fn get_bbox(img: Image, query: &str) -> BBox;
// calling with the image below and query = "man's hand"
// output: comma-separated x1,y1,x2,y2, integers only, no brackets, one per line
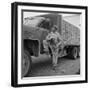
57,41,64,49
57,42,61,47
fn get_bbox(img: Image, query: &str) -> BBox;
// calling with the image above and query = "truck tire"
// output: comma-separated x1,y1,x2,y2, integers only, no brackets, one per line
71,47,78,59
22,49,32,78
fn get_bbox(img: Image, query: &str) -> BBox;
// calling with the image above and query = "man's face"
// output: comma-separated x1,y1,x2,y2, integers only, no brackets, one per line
52,27,56,33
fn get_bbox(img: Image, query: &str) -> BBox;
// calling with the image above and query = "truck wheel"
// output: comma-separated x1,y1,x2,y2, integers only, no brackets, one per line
71,47,78,59
22,49,32,78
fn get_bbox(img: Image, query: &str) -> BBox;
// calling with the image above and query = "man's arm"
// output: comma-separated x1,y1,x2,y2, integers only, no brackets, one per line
56,32,64,48
46,33,51,40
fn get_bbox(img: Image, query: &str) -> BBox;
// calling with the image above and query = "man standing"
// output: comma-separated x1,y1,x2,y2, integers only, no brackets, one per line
43,25,63,70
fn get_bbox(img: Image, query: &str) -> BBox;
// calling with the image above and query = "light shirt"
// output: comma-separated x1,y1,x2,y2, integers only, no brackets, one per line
46,31,62,44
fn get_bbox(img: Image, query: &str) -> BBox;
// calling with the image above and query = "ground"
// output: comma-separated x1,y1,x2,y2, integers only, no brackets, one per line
26,54,80,77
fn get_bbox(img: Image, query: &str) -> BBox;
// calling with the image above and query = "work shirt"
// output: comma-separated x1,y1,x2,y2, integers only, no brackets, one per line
46,31,62,46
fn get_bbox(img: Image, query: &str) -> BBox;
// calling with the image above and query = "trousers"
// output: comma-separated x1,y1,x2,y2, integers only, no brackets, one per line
50,46,59,67
43,40,59,67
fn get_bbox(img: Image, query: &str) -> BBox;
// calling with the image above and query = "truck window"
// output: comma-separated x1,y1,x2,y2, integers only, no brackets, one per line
39,19,51,30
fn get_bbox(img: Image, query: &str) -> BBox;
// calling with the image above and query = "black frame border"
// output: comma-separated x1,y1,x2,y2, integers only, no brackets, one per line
11,2,88,87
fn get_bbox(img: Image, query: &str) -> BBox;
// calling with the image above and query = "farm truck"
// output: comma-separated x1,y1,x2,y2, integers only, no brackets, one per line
22,14,80,77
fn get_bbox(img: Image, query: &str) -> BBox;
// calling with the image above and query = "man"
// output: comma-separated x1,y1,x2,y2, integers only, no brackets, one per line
43,25,63,70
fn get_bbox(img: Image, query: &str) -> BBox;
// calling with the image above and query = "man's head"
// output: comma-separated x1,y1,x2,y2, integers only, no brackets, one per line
51,25,58,32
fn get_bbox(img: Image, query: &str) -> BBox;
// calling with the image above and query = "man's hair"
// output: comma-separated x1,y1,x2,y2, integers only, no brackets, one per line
53,25,58,30
51,25,58,32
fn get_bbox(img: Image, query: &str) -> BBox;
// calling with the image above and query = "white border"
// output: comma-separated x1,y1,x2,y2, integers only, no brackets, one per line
18,5,86,84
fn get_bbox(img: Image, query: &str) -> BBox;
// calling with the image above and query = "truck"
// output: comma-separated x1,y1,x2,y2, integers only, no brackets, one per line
22,14,80,77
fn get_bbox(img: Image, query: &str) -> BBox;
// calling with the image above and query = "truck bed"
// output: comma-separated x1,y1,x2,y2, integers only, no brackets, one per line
39,14,80,46
61,20,80,46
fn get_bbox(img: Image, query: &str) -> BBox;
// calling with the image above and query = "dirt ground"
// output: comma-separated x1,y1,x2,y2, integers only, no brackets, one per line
26,54,80,77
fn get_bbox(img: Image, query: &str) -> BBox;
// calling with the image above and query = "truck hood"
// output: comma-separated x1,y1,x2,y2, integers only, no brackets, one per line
23,17,45,27
23,25,48,41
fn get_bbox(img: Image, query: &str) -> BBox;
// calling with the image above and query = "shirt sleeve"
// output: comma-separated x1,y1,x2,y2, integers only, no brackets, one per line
55,32,62,41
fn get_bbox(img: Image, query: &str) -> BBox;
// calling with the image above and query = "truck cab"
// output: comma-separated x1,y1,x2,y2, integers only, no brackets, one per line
22,16,52,77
